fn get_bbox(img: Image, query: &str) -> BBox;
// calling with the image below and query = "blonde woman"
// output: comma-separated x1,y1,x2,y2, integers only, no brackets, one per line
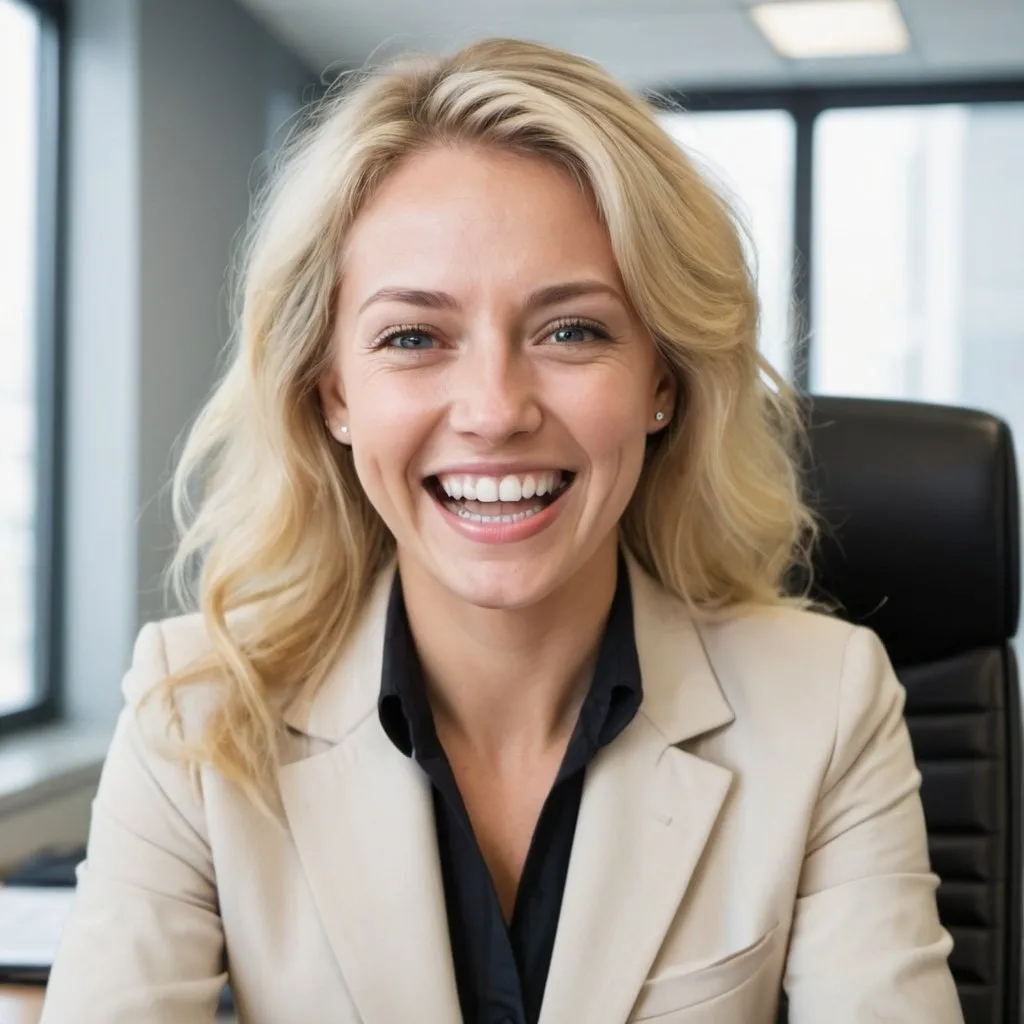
42,38,962,1024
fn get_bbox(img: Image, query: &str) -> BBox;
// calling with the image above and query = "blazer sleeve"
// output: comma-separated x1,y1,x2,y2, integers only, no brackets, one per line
783,625,964,1022
41,622,225,1024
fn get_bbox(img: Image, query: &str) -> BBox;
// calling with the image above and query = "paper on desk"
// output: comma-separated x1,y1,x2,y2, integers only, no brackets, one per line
0,887,75,969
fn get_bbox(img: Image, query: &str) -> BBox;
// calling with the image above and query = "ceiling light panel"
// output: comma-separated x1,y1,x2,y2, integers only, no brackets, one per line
750,0,911,59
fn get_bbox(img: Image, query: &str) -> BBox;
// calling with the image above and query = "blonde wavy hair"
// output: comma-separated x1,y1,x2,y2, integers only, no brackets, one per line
160,37,817,810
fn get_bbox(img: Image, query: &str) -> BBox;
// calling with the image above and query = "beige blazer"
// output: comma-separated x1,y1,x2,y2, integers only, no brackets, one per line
41,555,963,1024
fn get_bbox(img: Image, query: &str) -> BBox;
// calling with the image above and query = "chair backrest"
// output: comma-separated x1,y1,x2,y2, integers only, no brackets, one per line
803,395,1021,1024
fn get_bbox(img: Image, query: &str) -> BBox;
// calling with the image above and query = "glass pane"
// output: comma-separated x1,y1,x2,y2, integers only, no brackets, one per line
812,103,1024,635
0,0,41,715
658,109,797,381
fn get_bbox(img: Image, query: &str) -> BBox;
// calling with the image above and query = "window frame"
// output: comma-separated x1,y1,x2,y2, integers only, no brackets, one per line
649,77,1024,392
0,0,66,736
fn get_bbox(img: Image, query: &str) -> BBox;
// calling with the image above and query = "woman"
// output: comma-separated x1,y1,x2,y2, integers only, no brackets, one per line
42,37,962,1024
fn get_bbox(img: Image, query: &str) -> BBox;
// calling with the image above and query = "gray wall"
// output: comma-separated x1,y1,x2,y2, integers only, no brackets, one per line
64,0,314,726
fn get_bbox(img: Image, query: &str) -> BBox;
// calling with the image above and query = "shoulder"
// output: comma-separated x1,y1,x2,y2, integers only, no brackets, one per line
121,613,225,744
698,603,858,677
124,613,212,678
628,557,898,742
695,605,900,742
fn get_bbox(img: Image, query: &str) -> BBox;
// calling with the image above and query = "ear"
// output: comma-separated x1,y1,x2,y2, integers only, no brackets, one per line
318,365,350,443
648,357,678,434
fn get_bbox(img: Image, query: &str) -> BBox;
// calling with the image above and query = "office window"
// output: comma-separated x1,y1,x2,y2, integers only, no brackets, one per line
0,0,49,720
659,109,797,381
812,103,1024,437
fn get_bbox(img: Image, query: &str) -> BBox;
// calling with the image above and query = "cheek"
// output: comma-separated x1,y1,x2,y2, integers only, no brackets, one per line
557,374,650,472
343,372,439,508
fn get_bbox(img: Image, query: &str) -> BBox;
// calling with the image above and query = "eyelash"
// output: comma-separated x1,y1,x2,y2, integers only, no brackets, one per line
371,323,435,351
371,317,612,352
547,317,613,345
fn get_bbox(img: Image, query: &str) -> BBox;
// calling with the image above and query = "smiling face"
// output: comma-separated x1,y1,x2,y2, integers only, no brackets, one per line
320,145,675,611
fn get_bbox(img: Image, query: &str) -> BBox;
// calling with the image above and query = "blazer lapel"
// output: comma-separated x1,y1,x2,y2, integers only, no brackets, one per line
538,554,736,1024
277,553,735,1024
278,566,462,1024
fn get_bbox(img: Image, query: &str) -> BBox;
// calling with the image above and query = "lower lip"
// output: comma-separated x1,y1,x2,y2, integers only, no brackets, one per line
429,485,571,545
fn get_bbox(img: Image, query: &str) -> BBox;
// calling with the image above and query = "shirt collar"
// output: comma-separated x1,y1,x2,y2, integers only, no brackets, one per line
377,553,643,767
378,574,439,760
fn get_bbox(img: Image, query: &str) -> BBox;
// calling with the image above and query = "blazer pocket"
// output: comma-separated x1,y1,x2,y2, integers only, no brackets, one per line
630,923,780,1021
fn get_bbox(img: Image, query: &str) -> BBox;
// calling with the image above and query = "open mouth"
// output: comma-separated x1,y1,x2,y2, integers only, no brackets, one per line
425,470,576,524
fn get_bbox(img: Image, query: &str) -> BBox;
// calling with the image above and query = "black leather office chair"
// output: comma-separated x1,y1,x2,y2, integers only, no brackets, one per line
797,395,1022,1024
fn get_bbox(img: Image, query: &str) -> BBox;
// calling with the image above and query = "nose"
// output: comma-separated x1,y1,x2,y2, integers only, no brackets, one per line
446,334,542,446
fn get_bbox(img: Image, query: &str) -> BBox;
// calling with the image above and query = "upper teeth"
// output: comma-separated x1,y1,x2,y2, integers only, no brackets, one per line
438,471,566,503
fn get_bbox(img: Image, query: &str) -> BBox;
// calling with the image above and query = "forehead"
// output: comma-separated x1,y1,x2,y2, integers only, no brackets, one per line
339,146,624,298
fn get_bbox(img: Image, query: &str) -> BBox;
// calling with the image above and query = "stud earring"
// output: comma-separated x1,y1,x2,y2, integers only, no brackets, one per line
655,411,665,422
322,416,348,439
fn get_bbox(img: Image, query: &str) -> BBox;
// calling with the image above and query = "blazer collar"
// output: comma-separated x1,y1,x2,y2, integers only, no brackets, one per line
280,548,735,748
280,564,393,742
625,549,735,744
277,549,737,1024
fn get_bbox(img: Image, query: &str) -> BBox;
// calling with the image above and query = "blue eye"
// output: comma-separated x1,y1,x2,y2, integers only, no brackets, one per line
549,320,608,345
552,325,589,344
381,330,434,350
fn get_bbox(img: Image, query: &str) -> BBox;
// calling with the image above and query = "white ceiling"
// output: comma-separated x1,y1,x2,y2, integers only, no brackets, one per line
236,0,1024,91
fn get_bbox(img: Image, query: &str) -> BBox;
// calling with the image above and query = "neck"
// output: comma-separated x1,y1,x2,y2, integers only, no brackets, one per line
397,539,620,763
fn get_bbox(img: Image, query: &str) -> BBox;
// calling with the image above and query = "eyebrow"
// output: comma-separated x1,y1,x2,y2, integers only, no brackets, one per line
357,279,626,316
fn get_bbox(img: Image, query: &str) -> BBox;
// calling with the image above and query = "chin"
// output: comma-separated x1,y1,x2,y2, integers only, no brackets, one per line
433,556,565,612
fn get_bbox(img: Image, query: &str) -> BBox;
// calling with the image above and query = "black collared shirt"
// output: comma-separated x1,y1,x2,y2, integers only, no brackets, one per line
378,558,643,1024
